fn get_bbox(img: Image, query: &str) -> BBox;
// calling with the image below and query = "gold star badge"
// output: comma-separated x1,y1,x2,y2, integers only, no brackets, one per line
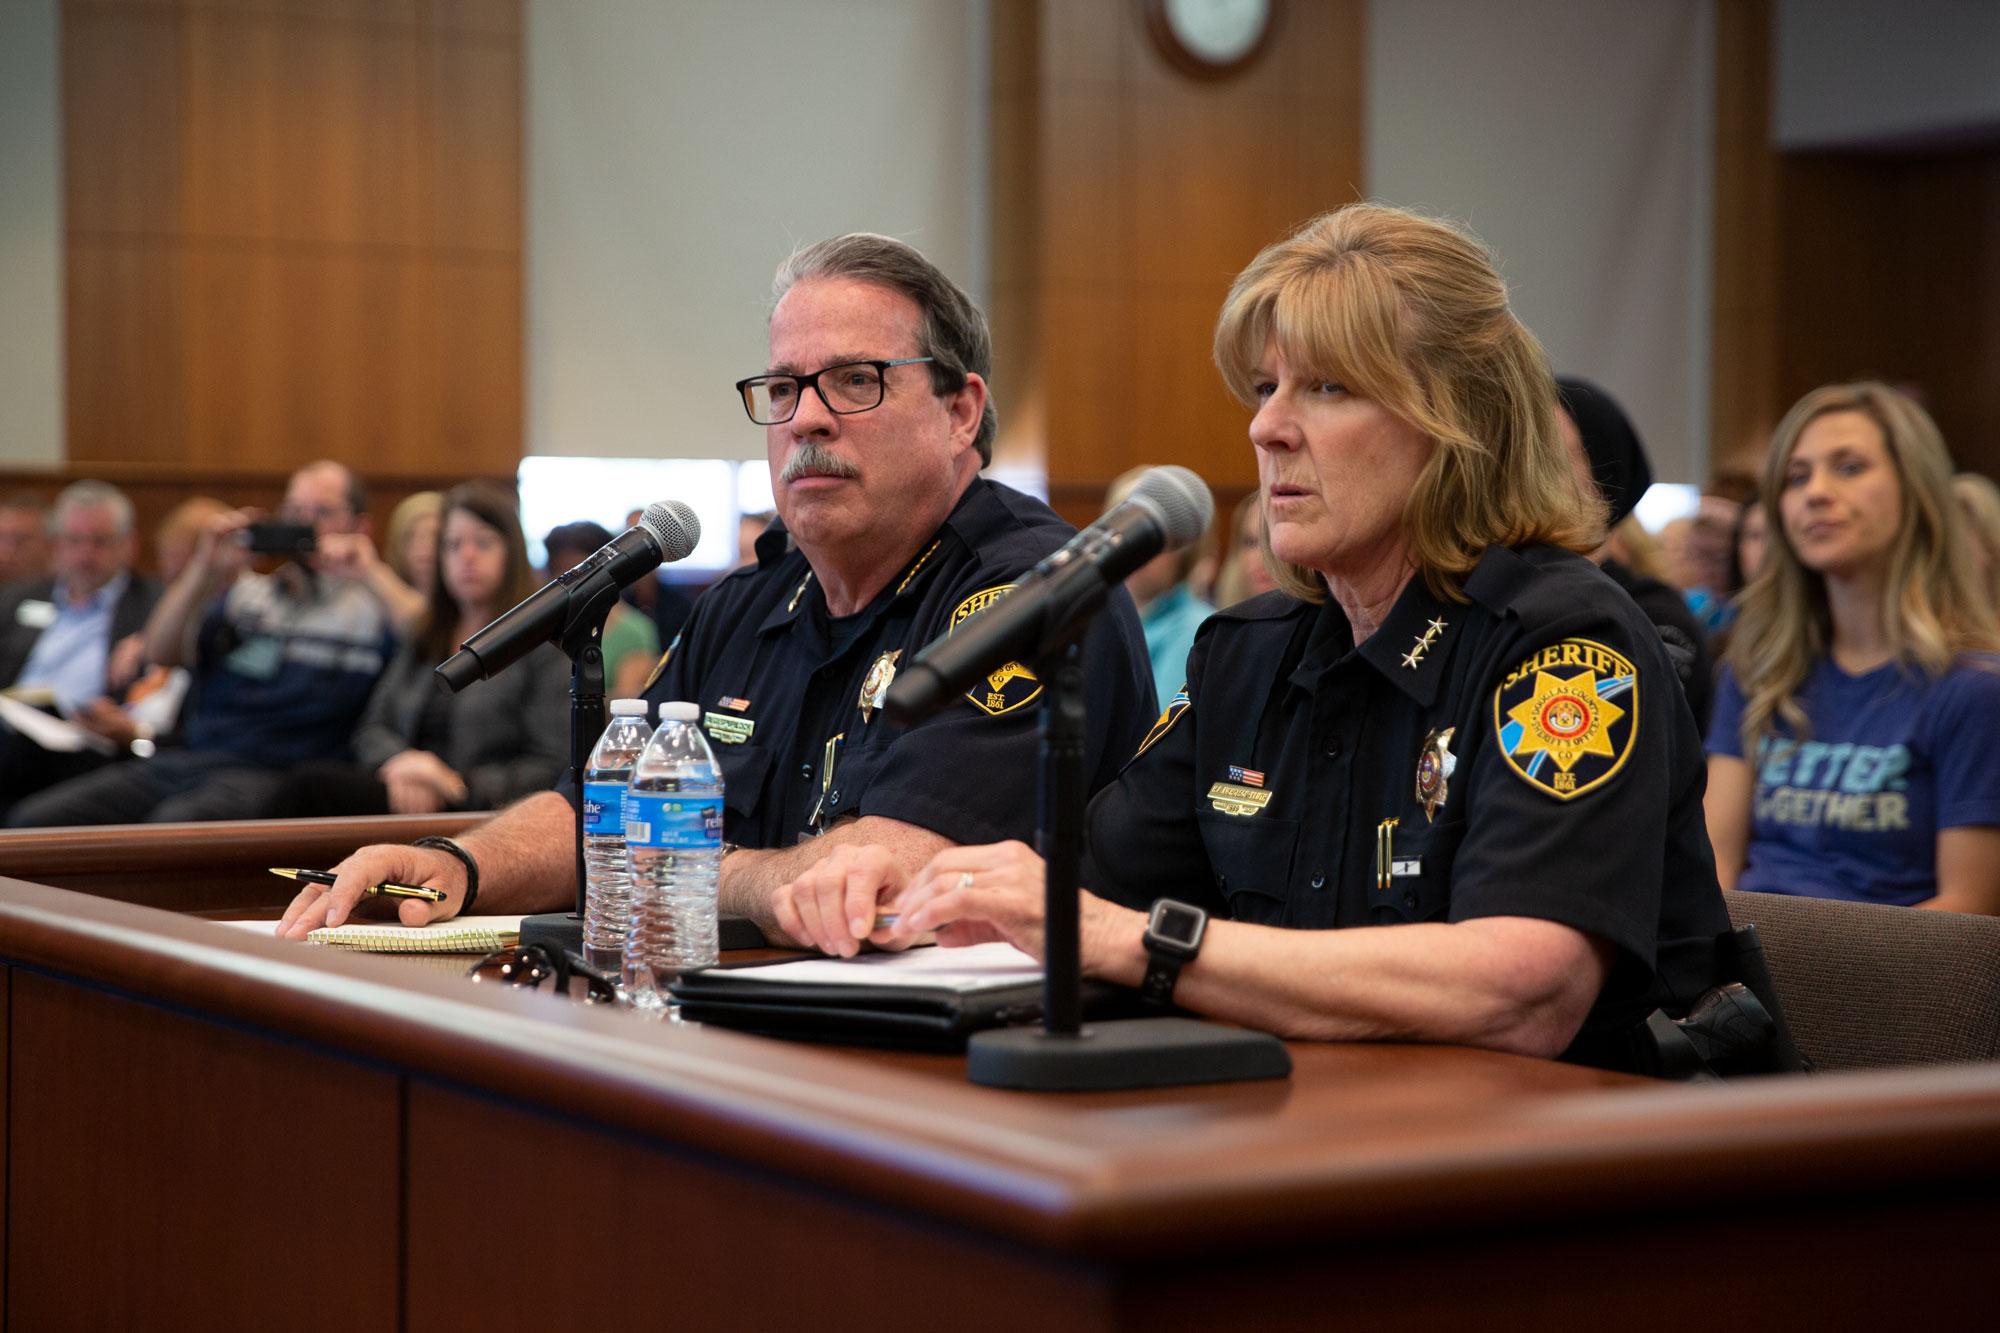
1492,638,1639,800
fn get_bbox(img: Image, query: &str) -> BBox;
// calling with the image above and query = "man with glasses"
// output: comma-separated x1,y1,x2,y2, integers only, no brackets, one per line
281,235,1154,957
0,481,161,818
10,461,398,826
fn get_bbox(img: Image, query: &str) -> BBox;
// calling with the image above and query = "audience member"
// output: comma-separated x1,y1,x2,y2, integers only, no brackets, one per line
8,461,397,827
1952,472,2000,609
267,480,566,817
1210,492,1279,608
620,506,696,648
1705,383,2000,912
1556,376,1714,729
1666,495,1743,634
1106,464,1212,709
0,481,162,817
64,495,233,760
545,520,660,698
0,492,50,584
315,491,433,637
737,509,775,569
385,490,443,599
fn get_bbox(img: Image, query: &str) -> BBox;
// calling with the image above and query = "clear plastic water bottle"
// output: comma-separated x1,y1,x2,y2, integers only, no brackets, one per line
623,700,723,1013
581,698,654,977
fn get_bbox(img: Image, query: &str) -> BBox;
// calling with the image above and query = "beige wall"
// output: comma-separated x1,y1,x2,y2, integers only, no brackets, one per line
0,0,62,467
526,0,988,462
1368,0,1717,484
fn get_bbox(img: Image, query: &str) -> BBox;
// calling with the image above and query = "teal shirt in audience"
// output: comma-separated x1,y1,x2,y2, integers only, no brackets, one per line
1139,583,1213,712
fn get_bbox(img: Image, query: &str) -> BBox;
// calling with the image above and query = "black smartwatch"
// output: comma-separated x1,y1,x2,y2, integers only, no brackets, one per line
1140,898,1208,1006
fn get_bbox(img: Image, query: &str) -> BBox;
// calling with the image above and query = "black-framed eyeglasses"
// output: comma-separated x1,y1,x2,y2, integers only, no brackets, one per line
467,944,619,1005
734,357,935,425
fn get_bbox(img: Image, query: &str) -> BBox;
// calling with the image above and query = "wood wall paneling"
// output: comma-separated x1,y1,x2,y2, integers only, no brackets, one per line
62,0,524,485
991,0,1364,526
6,970,401,1330
1711,0,2000,484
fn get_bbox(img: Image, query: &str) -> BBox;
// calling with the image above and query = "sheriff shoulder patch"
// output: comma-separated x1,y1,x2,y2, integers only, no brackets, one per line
1491,637,1638,800
950,585,1041,716
1135,684,1191,758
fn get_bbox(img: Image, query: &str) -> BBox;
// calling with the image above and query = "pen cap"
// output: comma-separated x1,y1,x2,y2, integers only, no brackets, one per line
657,700,699,723
609,698,650,717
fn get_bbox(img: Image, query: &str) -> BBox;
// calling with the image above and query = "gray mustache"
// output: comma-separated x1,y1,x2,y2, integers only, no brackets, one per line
779,441,861,484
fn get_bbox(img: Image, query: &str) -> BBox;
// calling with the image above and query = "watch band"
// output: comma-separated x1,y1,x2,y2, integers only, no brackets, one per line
411,835,479,915
1140,950,1186,1007
1140,899,1207,1007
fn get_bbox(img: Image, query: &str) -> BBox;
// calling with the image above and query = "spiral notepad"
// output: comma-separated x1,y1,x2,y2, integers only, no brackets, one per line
305,915,524,953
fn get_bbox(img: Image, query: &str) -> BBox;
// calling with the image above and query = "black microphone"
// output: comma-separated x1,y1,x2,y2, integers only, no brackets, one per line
885,466,1213,724
435,500,701,692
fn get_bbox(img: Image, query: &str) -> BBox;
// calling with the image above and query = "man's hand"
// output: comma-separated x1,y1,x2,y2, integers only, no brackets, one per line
314,530,382,582
199,508,255,580
771,843,920,958
104,633,146,693
72,697,140,748
276,843,467,939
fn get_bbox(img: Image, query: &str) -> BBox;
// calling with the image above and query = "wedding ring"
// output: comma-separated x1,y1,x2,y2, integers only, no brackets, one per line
956,871,975,892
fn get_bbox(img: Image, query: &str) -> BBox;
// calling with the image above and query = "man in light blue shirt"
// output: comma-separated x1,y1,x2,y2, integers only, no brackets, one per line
0,481,162,817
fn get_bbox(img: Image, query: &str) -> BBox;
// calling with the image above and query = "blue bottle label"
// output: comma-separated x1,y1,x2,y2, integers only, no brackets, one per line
626,793,724,850
582,782,625,837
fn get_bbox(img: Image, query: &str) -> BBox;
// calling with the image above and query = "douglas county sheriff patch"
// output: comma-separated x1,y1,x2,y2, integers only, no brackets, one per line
950,585,1041,716
1492,638,1638,800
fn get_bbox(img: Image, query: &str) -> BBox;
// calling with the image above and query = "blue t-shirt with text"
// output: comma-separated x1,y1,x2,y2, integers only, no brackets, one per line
1707,655,2000,905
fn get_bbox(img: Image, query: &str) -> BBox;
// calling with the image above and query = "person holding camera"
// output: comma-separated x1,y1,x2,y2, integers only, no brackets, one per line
7,461,398,827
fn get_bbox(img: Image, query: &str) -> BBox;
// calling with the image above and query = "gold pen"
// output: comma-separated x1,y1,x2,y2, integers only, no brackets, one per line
268,867,448,903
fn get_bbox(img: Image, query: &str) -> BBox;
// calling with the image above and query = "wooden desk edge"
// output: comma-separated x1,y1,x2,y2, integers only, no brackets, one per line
4,876,1998,1259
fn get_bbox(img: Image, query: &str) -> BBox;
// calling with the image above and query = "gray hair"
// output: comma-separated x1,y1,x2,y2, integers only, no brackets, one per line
772,233,997,465
51,480,135,537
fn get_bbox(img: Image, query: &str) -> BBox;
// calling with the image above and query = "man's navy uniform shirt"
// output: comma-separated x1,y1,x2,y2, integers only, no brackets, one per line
1086,544,1730,1064
633,477,1156,850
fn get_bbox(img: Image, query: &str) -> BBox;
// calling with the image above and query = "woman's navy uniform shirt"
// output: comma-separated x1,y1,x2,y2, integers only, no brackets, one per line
1087,544,1730,1057
636,477,1156,850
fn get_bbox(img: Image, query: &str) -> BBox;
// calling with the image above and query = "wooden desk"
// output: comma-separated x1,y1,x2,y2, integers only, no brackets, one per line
2,873,1998,1330
0,814,482,915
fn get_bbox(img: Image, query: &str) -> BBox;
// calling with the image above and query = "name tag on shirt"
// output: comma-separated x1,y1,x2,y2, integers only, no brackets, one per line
223,634,284,680
15,600,55,630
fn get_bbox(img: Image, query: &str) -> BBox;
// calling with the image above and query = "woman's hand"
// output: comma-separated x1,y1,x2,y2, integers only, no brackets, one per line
377,749,469,813
888,840,1048,955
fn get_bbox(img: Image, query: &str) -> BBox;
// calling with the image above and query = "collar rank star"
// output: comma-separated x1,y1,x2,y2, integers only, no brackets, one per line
1415,727,1455,821
703,700,756,746
1400,617,1447,670
857,650,901,724
1493,637,1638,800
1208,764,1271,816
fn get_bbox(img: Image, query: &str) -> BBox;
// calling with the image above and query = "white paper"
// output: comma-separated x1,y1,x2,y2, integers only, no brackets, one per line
721,941,1043,992
0,693,114,754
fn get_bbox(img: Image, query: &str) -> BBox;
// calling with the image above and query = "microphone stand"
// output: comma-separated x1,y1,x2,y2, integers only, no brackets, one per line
963,635,1291,1091
517,581,623,960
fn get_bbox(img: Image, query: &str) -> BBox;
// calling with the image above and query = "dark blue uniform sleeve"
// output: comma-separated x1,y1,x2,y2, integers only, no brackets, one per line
1080,625,1225,915
1446,614,1696,985
856,598,1154,848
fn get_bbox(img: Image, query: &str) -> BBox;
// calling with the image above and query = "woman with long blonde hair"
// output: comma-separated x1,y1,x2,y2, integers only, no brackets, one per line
1704,382,2000,912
